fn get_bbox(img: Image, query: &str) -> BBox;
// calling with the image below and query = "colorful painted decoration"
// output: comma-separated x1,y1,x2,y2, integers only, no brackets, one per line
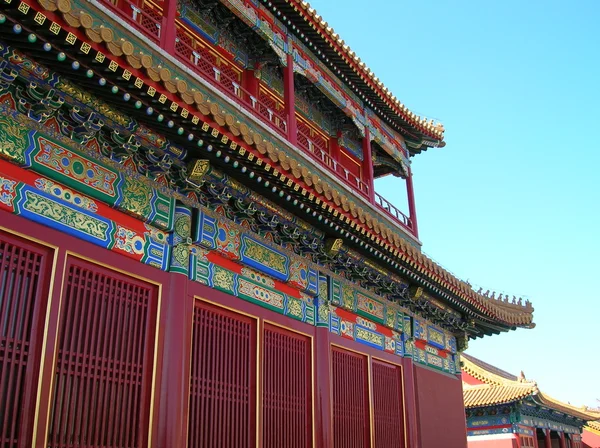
195,209,318,294
0,159,170,269
0,111,175,231
191,246,316,324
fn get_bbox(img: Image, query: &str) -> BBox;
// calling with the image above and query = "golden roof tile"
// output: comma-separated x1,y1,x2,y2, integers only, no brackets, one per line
462,355,600,421
585,421,600,435
464,383,538,408
291,0,445,141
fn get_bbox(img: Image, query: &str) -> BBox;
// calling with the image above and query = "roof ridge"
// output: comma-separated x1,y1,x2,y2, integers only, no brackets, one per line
461,354,537,386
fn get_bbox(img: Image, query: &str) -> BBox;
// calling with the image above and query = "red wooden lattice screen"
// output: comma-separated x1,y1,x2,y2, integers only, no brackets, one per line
262,324,311,448
372,360,404,448
0,233,50,448
332,347,370,448
47,259,157,448
188,301,256,448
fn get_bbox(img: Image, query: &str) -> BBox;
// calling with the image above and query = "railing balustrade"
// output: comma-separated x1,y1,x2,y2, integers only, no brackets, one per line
374,192,412,230
102,0,416,236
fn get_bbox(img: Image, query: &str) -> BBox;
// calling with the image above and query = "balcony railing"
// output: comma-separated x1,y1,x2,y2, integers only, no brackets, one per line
374,193,412,230
102,0,417,237
174,25,288,137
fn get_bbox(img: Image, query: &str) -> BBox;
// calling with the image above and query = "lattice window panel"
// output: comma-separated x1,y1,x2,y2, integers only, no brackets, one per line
188,301,256,448
0,233,51,448
332,347,370,448
263,324,311,448
47,259,157,448
372,360,404,448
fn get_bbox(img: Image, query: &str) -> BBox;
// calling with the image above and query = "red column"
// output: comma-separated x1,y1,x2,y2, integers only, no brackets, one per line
559,432,566,448
405,167,419,238
283,53,298,145
546,429,552,448
329,131,341,175
361,127,375,201
314,328,333,448
155,274,193,447
160,0,178,53
242,64,260,106
403,358,420,448
533,430,540,448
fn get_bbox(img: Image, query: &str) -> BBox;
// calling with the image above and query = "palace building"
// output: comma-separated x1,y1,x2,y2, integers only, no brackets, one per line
462,354,600,448
0,0,536,446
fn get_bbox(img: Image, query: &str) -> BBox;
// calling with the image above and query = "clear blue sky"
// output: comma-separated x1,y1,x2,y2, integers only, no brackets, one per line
308,0,600,407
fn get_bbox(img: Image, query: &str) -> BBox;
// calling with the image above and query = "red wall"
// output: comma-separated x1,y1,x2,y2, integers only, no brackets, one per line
583,428,600,448
0,210,469,448
416,365,468,448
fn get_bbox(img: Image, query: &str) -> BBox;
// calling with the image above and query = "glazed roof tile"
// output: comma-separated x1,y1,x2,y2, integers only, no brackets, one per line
288,0,445,142
397,248,535,330
464,383,537,408
462,355,600,421
586,421,600,435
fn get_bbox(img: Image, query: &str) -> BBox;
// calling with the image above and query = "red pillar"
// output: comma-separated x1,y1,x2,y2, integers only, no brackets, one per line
533,430,540,448
159,0,178,53
242,64,260,106
559,432,566,448
329,131,341,175
403,358,420,448
546,429,553,448
361,128,375,201
314,328,333,448
155,273,193,448
283,53,298,145
405,167,419,238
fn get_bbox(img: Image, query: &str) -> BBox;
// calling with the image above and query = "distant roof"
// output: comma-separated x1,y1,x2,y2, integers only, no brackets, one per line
462,353,520,383
266,0,445,147
462,354,600,421
586,421,600,435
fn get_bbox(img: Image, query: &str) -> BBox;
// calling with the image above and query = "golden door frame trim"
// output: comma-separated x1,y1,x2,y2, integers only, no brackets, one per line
0,224,60,448
39,250,163,448
190,295,262,448
367,354,375,448
263,318,317,448
371,355,409,448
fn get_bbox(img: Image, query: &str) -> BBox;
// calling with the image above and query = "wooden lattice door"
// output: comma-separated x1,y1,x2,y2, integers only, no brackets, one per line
0,231,53,448
46,258,158,448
